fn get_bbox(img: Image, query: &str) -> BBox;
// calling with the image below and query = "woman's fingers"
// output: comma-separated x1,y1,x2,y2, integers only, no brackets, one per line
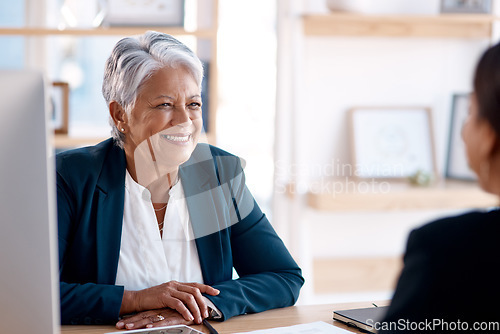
116,311,156,329
161,291,198,323
185,282,221,296
116,309,190,330
170,288,204,323
118,281,221,329
176,283,217,319
173,282,220,321
156,282,219,323
132,281,221,323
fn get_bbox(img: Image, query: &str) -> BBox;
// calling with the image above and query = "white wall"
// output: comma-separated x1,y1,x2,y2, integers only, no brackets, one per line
299,37,488,184
216,0,277,214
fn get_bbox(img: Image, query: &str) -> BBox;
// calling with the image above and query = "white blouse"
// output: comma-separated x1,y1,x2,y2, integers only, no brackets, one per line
115,170,204,290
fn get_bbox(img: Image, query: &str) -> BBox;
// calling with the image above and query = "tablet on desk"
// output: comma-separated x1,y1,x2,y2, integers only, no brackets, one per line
105,325,203,334
333,306,389,333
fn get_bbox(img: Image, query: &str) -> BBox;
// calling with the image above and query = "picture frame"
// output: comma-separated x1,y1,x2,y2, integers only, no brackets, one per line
445,93,477,181
201,60,210,133
104,0,185,26
440,0,492,14
50,82,69,135
349,107,437,179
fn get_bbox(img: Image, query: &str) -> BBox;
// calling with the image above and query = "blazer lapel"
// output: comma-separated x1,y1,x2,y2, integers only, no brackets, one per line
180,144,230,285
95,142,127,284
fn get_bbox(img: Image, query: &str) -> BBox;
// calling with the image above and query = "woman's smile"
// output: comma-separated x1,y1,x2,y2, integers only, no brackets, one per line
160,132,192,145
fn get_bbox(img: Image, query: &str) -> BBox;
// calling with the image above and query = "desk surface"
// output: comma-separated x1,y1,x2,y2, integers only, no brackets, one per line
61,301,389,334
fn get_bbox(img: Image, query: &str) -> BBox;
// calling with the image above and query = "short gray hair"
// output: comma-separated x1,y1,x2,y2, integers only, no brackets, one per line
102,31,204,148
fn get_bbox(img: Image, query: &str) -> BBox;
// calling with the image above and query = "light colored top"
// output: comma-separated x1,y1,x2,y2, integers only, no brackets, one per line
115,170,204,289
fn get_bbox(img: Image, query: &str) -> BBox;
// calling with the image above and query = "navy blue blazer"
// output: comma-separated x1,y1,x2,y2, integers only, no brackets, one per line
56,138,303,325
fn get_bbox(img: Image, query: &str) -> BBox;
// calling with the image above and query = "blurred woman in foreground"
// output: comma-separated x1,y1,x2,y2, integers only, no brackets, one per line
379,42,500,333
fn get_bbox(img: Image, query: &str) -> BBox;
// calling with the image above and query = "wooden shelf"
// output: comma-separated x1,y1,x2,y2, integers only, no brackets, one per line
307,179,498,212
53,135,106,149
303,13,496,38
0,27,216,38
2,0,220,145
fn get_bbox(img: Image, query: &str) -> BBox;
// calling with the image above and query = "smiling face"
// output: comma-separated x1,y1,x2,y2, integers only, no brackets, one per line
118,65,203,184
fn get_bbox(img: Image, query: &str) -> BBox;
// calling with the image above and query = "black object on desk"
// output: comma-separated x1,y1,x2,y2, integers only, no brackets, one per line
333,306,389,333
203,319,219,334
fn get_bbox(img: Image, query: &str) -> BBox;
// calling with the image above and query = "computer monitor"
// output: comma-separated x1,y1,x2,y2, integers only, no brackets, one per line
0,70,60,334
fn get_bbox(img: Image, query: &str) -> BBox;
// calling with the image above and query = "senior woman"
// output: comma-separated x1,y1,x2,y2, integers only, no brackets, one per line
56,31,303,329
378,42,500,333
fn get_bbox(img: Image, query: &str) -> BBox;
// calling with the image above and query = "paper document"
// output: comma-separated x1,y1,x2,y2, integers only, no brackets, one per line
234,321,351,333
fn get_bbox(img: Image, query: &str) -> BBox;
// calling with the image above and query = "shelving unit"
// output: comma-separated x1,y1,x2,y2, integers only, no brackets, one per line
0,27,215,37
303,13,497,38
0,0,219,149
307,179,498,212
276,3,500,304
53,134,106,148
299,13,498,211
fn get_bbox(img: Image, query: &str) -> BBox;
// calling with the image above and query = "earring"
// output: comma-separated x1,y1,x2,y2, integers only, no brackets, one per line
121,128,125,132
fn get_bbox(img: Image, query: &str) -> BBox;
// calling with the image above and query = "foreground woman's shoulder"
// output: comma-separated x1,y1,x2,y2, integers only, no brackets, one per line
410,209,499,250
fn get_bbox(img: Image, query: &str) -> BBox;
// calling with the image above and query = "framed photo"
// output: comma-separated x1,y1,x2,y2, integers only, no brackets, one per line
440,0,492,14
349,107,437,179
105,0,185,26
50,82,69,135
445,94,477,181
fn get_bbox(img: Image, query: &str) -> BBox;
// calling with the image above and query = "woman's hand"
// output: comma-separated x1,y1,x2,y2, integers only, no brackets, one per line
120,281,220,324
116,308,192,330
